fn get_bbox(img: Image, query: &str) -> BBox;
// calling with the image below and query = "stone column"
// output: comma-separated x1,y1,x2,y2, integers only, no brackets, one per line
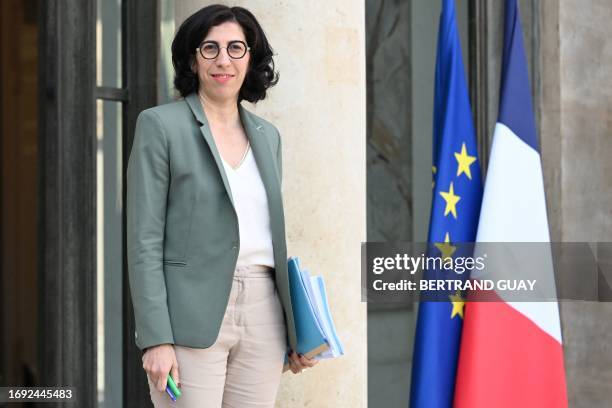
176,2,367,407
539,0,612,406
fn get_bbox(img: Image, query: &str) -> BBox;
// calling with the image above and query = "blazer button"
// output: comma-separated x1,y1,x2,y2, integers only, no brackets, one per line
232,246,238,250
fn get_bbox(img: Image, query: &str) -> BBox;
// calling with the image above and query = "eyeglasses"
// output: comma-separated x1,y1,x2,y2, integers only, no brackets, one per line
196,40,250,60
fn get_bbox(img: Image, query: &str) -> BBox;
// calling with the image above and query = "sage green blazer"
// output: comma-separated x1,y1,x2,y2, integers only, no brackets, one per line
127,92,297,352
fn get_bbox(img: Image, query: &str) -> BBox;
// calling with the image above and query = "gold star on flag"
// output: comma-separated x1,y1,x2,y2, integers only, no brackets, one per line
449,291,465,319
434,232,456,260
439,182,460,219
454,143,477,179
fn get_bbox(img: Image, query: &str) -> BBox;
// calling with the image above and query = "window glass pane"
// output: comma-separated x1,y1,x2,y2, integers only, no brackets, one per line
159,0,176,102
95,1,123,404
96,99,123,408
96,0,122,88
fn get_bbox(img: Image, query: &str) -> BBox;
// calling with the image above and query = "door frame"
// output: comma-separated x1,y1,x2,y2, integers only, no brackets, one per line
39,1,97,406
38,0,159,406
121,1,160,407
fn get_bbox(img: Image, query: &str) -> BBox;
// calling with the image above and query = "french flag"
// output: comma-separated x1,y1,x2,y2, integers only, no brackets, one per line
453,0,568,407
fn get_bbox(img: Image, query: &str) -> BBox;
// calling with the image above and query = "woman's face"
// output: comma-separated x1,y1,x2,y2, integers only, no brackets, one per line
194,21,251,103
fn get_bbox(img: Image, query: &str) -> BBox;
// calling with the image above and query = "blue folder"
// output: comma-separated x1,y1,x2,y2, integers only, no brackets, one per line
284,257,344,371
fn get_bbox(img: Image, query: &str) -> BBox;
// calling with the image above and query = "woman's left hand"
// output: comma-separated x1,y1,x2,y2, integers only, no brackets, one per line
288,351,318,374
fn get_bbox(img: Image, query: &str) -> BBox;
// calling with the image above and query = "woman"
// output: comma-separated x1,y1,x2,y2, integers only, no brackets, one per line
126,5,316,407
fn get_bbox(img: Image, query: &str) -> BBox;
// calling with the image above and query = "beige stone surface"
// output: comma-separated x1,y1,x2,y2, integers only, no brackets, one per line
558,2,612,407
176,2,367,407
559,0,612,242
538,1,612,406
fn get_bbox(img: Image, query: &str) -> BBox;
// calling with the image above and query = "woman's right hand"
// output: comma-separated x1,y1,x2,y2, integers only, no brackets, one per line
142,343,180,392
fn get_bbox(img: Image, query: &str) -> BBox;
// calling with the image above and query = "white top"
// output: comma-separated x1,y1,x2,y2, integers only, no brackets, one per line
221,145,275,268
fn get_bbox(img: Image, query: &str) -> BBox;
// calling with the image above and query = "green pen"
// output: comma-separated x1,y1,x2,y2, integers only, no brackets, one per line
167,374,182,399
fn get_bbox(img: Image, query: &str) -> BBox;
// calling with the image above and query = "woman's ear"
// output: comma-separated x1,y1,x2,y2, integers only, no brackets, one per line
190,56,197,75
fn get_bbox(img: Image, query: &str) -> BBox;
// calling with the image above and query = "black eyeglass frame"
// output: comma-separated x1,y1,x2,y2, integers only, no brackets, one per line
196,40,251,60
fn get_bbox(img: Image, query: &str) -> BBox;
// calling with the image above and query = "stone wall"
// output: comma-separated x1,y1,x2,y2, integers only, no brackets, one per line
543,1,612,406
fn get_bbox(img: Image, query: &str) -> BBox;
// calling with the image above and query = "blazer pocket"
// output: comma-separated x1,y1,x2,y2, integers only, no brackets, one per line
163,260,187,267
164,195,196,263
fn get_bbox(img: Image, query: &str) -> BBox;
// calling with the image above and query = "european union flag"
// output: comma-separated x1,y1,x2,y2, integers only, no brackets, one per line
409,1,483,407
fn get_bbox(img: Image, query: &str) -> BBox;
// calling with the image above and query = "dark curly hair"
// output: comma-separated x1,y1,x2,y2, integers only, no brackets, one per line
171,4,279,103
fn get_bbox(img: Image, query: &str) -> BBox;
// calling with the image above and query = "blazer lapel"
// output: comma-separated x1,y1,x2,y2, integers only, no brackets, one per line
184,93,285,248
185,92,235,205
238,104,286,247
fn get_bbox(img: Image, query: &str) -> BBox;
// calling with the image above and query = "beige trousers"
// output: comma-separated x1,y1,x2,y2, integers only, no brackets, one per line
148,265,287,408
